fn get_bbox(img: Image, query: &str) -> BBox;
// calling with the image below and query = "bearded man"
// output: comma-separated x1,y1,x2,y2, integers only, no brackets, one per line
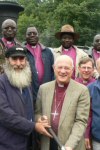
0,46,51,150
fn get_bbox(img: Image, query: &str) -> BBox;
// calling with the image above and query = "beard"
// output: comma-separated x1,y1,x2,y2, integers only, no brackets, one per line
4,61,32,89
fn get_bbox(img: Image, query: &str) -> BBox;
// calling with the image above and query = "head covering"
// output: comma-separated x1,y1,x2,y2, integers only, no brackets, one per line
55,24,80,40
5,46,27,58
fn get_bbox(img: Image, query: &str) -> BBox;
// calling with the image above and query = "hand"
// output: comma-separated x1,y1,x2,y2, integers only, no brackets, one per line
38,115,49,124
85,138,91,149
35,122,52,138
66,147,72,150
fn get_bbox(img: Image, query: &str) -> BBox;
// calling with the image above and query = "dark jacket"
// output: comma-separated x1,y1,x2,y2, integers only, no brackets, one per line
0,74,35,150
88,78,100,142
26,44,54,102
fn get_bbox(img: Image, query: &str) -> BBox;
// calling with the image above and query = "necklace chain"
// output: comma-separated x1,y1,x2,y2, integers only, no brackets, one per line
51,89,66,120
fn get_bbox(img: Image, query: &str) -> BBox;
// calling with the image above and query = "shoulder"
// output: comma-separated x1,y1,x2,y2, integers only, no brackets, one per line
39,80,55,90
70,79,88,92
74,46,88,56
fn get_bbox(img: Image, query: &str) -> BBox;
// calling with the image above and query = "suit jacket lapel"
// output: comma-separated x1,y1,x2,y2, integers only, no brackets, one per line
45,81,56,121
59,79,74,127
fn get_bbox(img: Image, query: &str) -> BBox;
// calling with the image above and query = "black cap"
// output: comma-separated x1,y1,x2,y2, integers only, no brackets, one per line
5,46,27,58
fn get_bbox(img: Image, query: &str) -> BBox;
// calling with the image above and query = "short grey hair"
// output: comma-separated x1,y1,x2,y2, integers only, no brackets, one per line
54,55,74,68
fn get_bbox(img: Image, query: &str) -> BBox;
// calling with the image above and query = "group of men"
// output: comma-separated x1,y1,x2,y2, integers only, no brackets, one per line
0,18,100,150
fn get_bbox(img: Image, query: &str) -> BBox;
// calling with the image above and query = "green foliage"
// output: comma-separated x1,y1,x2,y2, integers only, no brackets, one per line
17,0,100,47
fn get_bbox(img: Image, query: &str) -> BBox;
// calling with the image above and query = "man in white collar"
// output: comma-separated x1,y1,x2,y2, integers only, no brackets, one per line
0,19,21,73
25,26,54,102
52,24,88,79
35,55,90,150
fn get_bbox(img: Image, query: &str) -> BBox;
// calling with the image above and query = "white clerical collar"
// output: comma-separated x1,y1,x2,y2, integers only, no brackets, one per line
58,83,64,87
64,48,69,51
83,80,88,84
97,51,100,53
32,45,36,49
7,41,12,44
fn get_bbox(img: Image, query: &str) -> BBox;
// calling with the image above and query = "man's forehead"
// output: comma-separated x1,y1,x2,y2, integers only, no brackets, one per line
2,21,16,28
94,35,100,41
56,60,72,67
26,27,38,33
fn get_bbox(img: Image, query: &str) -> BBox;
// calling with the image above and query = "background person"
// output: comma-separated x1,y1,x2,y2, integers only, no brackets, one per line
25,26,54,102
52,24,88,79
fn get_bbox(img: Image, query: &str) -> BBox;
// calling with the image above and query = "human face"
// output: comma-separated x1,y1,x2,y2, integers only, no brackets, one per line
54,59,73,85
26,27,39,46
8,56,27,72
79,61,94,80
93,35,100,51
61,34,74,49
2,20,17,41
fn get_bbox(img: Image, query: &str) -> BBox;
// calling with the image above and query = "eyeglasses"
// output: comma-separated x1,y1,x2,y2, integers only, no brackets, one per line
80,66,93,70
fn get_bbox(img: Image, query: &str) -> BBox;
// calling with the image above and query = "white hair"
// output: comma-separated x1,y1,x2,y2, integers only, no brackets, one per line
54,55,74,68
2,19,17,29
4,60,32,89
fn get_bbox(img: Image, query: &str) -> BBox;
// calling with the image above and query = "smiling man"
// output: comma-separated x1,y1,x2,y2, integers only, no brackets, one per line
76,57,95,86
25,26,54,102
35,55,90,150
52,24,88,79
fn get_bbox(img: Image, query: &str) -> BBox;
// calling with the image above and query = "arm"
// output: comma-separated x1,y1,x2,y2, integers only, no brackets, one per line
65,88,90,149
0,80,34,136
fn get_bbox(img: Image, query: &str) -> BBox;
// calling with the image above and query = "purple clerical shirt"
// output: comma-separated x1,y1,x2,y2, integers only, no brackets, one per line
26,43,44,84
62,46,76,79
93,48,100,63
51,83,69,134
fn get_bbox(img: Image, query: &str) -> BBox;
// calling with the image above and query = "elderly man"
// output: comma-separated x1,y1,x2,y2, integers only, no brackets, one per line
25,26,54,102
87,58,100,150
35,55,90,150
52,24,88,79
0,46,51,150
0,19,21,73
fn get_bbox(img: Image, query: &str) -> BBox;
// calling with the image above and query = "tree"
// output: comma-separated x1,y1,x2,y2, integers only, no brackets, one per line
18,0,100,47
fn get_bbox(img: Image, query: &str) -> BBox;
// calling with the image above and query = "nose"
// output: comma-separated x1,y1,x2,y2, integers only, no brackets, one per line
8,27,12,31
16,59,21,66
30,33,35,37
61,68,66,73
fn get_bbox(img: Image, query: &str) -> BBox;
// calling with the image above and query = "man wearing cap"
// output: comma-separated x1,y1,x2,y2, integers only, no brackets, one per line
0,46,51,150
52,24,88,79
0,19,21,73
24,26,54,102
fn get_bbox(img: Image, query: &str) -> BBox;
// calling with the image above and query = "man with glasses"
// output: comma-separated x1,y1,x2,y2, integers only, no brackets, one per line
76,57,95,86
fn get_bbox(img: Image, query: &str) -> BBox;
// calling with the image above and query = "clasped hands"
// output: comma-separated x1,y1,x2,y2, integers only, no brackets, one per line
35,115,52,137
35,116,72,150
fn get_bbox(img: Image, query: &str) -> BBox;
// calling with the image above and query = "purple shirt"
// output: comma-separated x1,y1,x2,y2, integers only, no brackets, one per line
2,38,15,49
75,77,95,86
93,48,100,63
26,43,44,84
51,83,68,134
62,46,76,79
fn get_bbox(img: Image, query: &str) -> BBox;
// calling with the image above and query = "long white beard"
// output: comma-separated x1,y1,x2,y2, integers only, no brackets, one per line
4,61,32,89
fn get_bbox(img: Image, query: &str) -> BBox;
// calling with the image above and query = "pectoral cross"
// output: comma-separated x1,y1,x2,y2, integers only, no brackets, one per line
51,110,59,120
